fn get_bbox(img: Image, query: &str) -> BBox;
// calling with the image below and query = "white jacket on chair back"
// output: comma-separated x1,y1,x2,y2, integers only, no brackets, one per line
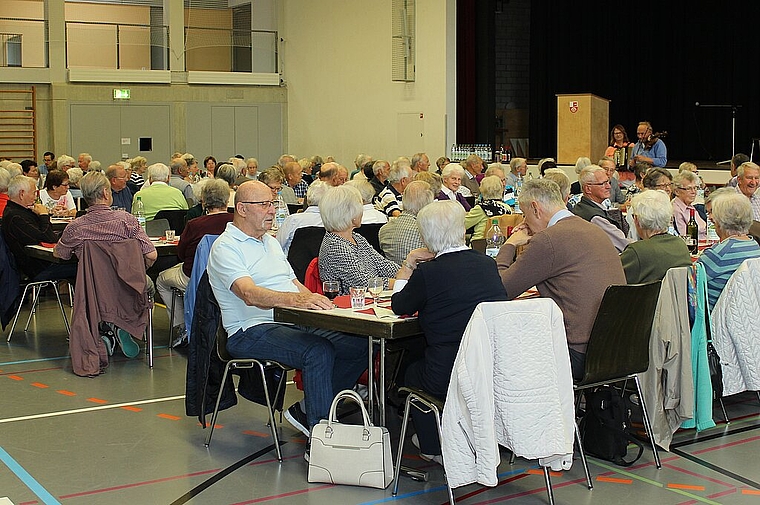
441,298,575,489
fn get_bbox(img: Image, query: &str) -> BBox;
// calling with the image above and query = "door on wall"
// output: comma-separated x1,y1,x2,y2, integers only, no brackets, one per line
70,103,171,165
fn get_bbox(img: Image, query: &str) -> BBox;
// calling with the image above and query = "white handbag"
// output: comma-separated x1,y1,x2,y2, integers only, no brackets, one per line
307,389,394,489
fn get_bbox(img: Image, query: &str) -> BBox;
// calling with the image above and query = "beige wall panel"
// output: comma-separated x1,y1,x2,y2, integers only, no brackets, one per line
282,0,450,164
184,9,232,72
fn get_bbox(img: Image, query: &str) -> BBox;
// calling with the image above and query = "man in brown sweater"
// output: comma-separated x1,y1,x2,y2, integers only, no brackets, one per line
496,178,626,380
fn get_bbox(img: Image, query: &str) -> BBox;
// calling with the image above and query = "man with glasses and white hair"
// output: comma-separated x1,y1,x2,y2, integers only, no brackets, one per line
207,180,368,454
734,161,760,221
496,178,625,380
571,165,630,252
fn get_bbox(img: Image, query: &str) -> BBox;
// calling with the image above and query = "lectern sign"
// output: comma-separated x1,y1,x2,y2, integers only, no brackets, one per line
569,101,578,113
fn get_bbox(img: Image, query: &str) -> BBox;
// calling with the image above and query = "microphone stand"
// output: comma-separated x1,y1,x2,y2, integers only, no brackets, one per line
695,102,742,158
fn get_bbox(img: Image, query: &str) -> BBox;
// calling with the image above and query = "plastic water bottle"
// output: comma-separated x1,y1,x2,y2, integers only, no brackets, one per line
274,191,289,230
485,219,505,258
133,196,146,233
707,216,719,242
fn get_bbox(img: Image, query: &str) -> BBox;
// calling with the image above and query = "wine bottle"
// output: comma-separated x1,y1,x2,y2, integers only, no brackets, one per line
686,208,699,254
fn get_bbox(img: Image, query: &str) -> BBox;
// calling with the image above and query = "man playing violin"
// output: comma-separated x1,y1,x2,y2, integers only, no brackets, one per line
630,121,667,168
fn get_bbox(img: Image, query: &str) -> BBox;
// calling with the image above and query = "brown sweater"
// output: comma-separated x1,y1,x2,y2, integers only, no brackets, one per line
496,215,625,352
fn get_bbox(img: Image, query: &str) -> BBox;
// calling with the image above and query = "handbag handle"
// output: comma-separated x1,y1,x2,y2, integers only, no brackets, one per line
327,389,372,429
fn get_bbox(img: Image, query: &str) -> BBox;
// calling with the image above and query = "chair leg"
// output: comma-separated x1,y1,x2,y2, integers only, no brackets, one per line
146,303,153,368
169,289,176,337
51,282,70,334
509,451,516,465
7,283,33,341
205,364,233,447
718,396,730,423
392,394,413,496
256,362,283,462
633,375,661,468
24,284,43,331
432,403,455,505
543,466,555,505
574,420,593,490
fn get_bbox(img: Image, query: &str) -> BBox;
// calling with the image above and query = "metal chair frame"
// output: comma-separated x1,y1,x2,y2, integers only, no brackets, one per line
7,279,70,342
204,326,291,462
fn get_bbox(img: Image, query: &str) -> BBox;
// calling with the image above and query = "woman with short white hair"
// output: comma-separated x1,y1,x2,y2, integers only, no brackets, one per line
464,175,512,240
620,190,691,284
392,200,507,463
698,189,760,311
317,185,401,295
437,163,471,211
672,170,706,241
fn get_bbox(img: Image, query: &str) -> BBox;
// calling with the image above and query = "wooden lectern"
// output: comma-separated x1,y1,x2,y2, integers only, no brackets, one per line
556,93,609,165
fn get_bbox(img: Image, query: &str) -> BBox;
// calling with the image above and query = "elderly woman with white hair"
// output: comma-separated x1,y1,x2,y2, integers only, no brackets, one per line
277,180,330,254
344,179,387,224
318,185,407,295
464,175,512,240
620,190,691,284
437,163,471,211
392,200,507,463
697,189,760,311
672,170,706,241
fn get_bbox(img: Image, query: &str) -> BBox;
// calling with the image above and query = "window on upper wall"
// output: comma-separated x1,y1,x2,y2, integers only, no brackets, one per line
392,0,415,82
0,0,47,68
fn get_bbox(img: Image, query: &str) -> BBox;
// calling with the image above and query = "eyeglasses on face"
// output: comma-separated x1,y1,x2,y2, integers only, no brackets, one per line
586,180,611,186
677,186,697,192
239,200,275,208
654,182,672,189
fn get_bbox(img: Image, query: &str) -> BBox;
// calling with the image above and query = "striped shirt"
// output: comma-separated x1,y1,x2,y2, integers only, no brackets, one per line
697,237,760,312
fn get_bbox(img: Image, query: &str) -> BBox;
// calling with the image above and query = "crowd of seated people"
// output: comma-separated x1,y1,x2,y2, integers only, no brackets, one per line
6,143,760,470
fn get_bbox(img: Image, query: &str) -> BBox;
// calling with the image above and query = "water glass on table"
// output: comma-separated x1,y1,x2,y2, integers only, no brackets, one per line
349,286,367,310
165,229,176,242
323,280,339,302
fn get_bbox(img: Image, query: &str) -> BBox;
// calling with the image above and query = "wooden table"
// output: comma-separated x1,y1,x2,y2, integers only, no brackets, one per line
274,305,422,426
26,241,178,262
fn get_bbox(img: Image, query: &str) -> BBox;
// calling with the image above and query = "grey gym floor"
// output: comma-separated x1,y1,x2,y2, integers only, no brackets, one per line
2,292,760,505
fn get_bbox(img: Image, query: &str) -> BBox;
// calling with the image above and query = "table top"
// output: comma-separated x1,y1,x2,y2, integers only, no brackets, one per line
274,305,422,340
25,241,178,263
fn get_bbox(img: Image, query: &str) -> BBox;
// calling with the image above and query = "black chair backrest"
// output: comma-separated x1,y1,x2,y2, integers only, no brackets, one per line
749,220,760,246
145,218,170,237
155,209,188,235
470,238,486,254
465,196,476,208
287,203,303,215
355,223,383,254
578,280,662,386
215,319,232,362
287,226,326,283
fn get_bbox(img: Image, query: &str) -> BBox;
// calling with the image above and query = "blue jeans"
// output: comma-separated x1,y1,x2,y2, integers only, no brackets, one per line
226,323,368,429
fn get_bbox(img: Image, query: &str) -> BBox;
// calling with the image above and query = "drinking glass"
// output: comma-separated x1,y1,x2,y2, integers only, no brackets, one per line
367,277,384,306
323,280,339,302
165,230,176,242
349,286,366,310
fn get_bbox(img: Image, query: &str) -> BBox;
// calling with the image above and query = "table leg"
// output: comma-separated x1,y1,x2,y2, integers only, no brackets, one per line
367,334,374,421
380,336,386,426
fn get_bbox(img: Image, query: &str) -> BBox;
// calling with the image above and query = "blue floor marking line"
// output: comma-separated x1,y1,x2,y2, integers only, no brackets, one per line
356,468,526,504
0,445,61,505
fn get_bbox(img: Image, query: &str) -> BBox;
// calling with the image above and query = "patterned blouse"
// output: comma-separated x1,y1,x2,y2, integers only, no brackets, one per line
318,231,400,295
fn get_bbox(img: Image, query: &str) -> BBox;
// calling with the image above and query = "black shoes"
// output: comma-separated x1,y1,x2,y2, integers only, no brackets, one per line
284,402,310,437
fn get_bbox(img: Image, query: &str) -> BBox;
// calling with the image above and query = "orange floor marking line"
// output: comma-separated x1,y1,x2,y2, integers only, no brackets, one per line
7,375,23,381
242,430,269,438
57,390,76,396
526,469,562,477
121,406,142,412
668,483,705,491
597,476,633,484
31,382,49,388
742,489,760,495
158,413,181,421
87,397,108,404
196,422,222,429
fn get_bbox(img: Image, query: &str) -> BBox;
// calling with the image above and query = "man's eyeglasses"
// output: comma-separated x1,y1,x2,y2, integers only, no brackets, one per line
586,180,611,186
239,200,275,208
654,182,672,189
676,186,698,192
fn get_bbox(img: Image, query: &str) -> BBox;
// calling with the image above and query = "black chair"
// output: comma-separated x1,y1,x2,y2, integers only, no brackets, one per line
145,218,170,237
204,321,291,461
464,196,476,208
749,220,760,246
575,281,663,468
355,223,383,254
470,238,486,254
287,226,326,283
287,203,303,215
155,209,188,235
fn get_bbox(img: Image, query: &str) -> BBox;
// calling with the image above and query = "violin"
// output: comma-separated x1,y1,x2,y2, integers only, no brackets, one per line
644,131,667,149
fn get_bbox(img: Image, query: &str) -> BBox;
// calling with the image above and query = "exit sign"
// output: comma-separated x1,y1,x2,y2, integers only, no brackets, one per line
113,89,131,100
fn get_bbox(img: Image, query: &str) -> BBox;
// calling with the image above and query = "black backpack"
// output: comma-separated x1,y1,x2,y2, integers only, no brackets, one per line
580,386,644,466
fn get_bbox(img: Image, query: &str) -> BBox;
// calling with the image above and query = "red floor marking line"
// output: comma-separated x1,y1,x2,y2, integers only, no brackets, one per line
526,468,562,477
743,489,760,495
668,483,706,491
1,366,64,375
7,375,23,381
448,473,529,503
470,476,591,505
30,382,48,388
677,487,738,505
87,398,108,404
597,476,632,484
230,484,334,505
56,468,223,499
242,430,270,438
691,434,760,455
663,462,735,488
56,390,76,396
157,413,181,420
120,406,142,412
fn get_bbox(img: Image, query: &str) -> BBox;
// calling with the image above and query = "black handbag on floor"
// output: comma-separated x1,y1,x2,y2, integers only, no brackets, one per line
580,386,644,466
